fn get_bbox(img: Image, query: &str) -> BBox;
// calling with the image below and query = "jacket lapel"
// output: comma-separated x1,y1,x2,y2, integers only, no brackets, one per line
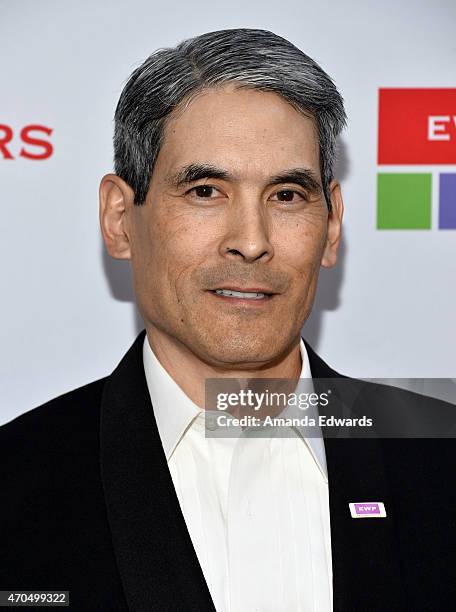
100,329,216,612
304,340,406,611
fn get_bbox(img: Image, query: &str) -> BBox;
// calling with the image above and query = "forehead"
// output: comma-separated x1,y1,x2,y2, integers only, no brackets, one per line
156,84,320,180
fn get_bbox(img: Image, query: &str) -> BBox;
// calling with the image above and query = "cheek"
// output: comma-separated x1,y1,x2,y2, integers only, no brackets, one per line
274,217,326,275
146,213,212,291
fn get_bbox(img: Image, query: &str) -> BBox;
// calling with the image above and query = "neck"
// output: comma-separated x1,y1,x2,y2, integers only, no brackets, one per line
144,324,303,409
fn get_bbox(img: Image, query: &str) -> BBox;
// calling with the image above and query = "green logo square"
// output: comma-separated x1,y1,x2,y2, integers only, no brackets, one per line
377,173,432,229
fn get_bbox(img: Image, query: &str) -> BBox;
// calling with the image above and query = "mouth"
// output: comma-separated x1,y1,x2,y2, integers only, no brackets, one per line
206,286,276,305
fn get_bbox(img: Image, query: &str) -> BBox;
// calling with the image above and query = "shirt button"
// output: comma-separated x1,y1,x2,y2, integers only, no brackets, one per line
246,499,253,518
205,414,218,431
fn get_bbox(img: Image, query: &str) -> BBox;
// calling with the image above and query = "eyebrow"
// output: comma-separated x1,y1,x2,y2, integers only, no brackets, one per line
166,162,322,195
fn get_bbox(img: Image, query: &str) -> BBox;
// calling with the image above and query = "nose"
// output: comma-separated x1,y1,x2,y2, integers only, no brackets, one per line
218,197,274,263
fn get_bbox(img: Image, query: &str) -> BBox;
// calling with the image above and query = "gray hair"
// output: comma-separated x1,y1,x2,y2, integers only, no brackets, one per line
114,28,346,210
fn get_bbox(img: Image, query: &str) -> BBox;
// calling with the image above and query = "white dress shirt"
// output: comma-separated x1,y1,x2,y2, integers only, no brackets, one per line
143,335,333,612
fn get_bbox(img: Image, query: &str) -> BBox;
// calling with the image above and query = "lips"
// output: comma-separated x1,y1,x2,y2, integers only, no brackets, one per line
213,289,267,300
210,286,275,295
207,286,277,305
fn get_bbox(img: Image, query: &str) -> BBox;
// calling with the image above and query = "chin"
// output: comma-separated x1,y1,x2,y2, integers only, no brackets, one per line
198,332,283,367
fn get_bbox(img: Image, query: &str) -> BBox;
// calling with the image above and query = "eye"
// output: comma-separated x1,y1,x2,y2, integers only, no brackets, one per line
270,189,307,203
186,184,223,199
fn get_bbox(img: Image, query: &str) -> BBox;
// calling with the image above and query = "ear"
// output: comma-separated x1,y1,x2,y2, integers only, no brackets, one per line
321,180,344,268
99,174,134,260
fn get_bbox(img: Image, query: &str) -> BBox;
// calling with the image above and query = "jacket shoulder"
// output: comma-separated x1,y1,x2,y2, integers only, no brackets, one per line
0,377,108,454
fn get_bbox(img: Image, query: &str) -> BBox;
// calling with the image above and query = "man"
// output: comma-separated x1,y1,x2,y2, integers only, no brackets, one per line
1,28,454,612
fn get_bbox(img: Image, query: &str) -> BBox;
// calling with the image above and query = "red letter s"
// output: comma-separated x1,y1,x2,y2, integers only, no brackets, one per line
19,125,53,160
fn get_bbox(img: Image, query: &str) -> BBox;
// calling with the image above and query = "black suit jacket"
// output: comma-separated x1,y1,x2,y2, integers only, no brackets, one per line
1,330,455,611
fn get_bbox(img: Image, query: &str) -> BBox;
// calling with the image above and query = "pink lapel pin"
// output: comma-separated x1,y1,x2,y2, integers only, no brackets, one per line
349,501,386,518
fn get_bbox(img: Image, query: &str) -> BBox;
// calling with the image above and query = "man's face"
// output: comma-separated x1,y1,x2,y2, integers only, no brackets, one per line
125,84,342,368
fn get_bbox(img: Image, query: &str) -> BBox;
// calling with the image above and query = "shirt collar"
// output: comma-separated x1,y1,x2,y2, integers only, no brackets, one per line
142,335,201,462
142,334,327,480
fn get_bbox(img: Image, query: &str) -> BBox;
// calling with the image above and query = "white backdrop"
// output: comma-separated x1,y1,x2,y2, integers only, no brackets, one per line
1,0,455,425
